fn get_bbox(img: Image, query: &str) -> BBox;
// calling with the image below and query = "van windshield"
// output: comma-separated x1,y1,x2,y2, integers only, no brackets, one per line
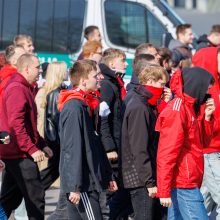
153,0,184,26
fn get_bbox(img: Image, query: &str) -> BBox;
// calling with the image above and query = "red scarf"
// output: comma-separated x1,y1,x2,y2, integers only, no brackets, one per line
57,87,100,116
116,75,126,100
145,85,163,106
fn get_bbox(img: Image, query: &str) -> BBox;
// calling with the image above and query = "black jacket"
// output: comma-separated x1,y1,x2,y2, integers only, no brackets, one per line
99,63,123,153
121,86,158,189
196,34,211,51
44,86,64,148
59,99,113,193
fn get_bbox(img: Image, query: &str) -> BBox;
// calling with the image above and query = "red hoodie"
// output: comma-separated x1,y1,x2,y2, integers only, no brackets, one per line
192,47,220,154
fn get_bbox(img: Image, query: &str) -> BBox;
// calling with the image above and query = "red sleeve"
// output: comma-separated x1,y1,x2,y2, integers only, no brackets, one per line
6,87,39,156
156,106,185,198
200,118,214,148
157,99,168,114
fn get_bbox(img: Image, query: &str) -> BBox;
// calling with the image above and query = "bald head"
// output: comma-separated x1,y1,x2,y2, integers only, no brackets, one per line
17,54,40,84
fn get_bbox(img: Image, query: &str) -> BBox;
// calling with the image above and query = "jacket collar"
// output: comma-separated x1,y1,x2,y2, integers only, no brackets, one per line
99,63,117,80
133,85,153,102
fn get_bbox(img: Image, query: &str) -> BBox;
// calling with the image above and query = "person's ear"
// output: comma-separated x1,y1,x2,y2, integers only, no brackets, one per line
109,61,115,69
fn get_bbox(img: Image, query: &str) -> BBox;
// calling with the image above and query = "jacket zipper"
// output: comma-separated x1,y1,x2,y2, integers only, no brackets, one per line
186,156,190,180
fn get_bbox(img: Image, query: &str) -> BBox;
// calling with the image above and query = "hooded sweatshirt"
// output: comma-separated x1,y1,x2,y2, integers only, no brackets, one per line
192,47,220,154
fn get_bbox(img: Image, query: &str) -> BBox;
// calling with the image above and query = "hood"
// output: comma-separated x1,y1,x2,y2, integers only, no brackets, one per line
182,67,214,105
0,64,17,82
170,67,214,105
168,39,189,50
192,47,219,91
126,72,140,92
57,88,100,112
57,89,85,112
197,34,209,44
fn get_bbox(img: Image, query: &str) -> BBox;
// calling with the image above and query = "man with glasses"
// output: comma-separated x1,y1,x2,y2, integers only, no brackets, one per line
0,54,53,220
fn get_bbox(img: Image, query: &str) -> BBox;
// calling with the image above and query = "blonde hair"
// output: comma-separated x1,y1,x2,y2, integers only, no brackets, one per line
40,61,67,108
13,34,33,47
101,48,126,66
138,65,168,85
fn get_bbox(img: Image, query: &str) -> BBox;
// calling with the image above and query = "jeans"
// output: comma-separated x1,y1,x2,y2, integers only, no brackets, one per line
201,153,220,220
129,187,153,220
0,205,7,220
168,188,208,220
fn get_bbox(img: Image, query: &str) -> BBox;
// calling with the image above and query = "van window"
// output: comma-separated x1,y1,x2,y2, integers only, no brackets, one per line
0,0,86,53
104,0,166,48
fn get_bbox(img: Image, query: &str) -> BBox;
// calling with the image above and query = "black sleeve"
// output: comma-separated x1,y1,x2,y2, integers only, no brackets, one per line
59,104,84,192
127,107,156,188
99,81,117,152
44,90,60,147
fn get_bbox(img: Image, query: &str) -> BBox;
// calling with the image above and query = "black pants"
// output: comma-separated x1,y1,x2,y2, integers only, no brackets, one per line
129,187,153,220
40,146,60,190
67,191,102,220
0,158,45,220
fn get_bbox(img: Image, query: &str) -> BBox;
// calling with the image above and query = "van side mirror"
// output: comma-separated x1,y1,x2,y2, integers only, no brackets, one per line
162,32,173,48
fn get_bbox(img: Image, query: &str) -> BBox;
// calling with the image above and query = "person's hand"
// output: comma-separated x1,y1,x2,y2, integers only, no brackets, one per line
147,186,157,198
69,192,80,204
43,146,53,158
204,98,215,121
0,135,10,144
160,198,172,207
108,181,118,192
31,150,45,162
107,151,118,161
162,87,172,103
0,160,5,171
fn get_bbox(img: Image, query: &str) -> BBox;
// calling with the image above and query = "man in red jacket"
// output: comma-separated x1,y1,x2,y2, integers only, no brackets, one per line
192,47,220,218
156,67,215,219
0,54,53,220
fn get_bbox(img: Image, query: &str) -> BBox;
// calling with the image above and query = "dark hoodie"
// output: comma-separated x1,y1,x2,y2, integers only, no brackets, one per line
196,34,216,51
192,47,220,154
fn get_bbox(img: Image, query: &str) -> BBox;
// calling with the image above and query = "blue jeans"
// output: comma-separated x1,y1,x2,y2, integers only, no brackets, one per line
0,205,7,220
168,188,208,220
201,153,220,220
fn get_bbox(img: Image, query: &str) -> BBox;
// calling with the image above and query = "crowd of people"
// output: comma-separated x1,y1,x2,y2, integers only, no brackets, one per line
0,23,219,220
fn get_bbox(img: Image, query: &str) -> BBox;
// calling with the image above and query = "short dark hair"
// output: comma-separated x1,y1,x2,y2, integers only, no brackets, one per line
70,60,97,86
132,54,156,76
135,43,155,57
210,24,220,34
158,48,172,66
176,24,192,36
84,26,99,40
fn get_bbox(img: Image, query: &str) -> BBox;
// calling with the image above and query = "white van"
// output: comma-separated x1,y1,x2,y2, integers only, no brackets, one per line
0,0,184,77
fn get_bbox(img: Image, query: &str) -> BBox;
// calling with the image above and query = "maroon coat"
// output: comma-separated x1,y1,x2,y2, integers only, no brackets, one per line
0,72,46,159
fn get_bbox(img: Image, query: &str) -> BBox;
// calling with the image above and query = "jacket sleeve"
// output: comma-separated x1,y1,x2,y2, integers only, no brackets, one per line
156,108,185,198
6,87,39,155
99,81,117,152
44,90,60,147
200,118,214,148
127,107,156,188
59,105,84,193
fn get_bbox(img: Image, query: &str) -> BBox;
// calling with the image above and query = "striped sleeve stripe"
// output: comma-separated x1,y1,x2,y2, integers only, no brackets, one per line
173,98,182,111
81,192,95,220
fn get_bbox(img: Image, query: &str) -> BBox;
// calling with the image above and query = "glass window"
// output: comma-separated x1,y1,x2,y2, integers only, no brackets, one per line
0,0,85,53
105,0,166,48
1,0,20,48
19,0,37,38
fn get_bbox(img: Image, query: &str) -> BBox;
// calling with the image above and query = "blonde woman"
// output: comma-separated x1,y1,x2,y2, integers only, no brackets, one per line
35,61,67,188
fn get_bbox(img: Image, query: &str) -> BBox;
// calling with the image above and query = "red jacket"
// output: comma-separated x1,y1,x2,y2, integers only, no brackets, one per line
192,47,220,154
156,69,214,198
0,72,46,159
